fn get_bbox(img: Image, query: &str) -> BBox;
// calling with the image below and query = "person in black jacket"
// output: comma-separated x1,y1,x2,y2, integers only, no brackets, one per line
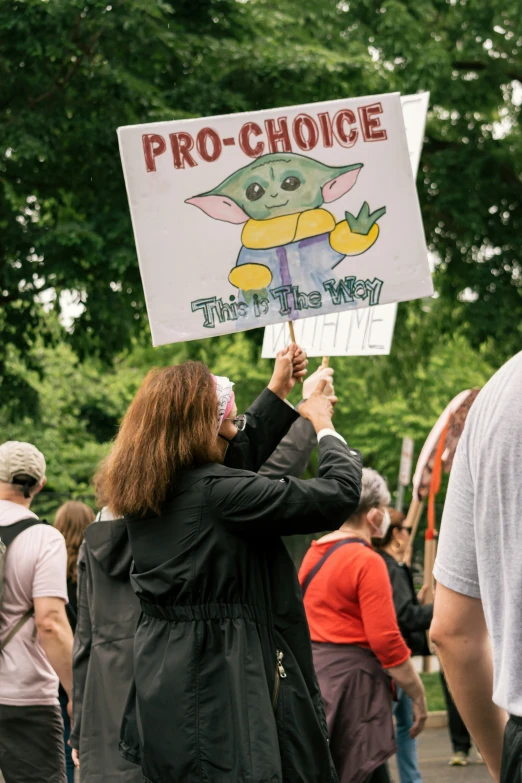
99,348,362,783
69,363,334,781
374,509,432,783
53,501,95,783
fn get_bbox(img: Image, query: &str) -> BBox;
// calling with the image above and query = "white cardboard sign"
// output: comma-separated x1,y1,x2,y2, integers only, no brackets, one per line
261,304,398,357
118,92,433,346
399,436,415,487
262,93,429,358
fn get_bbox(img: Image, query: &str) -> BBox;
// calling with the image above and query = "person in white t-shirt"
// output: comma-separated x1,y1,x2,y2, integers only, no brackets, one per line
431,352,522,783
0,441,73,783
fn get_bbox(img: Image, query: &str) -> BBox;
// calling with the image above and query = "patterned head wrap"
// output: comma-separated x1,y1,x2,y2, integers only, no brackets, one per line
212,375,235,428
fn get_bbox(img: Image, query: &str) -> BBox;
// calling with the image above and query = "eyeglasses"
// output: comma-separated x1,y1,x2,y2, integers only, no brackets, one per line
224,414,247,432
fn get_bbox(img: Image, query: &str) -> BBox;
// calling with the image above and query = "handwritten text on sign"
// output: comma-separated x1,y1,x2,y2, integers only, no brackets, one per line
262,304,397,358
262,93,429,359
143,103,388,171
118,92,432,346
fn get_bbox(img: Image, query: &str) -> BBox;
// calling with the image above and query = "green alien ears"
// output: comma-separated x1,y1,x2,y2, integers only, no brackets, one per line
185,193,249,224
186,153,363,224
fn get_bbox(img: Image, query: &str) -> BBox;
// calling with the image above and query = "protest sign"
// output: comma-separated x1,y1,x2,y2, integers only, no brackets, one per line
261,304,397,357
261,93,429,358
118,92,433,346
399,436,415,488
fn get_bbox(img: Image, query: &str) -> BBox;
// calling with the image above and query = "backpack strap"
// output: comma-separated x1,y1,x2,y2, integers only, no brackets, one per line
0,518,46,547
301,537,372,598
0,518,48,652
0,610,34,653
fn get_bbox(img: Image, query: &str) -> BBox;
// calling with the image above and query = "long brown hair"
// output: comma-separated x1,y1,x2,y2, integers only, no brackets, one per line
99,361,221,518
54,501,95,583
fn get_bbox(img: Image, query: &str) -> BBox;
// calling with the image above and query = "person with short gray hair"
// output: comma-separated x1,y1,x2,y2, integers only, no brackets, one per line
355,467,391,514
299,467,427,783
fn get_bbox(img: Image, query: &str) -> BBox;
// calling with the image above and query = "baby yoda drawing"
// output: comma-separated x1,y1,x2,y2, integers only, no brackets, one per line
186,152,385,322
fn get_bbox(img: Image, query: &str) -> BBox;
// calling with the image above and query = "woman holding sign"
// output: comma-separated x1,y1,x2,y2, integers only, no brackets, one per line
100,347,362,783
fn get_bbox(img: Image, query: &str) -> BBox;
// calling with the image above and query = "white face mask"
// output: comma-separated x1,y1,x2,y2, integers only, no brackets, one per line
371,509,391,539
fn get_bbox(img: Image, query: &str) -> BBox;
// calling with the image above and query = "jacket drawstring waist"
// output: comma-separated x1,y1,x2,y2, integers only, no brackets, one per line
139,600,269,625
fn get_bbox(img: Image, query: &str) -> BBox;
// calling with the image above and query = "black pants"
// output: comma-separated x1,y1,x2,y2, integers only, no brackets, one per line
0,703,66,783
439,670,471,753
364,763,391,782
501,716,522,783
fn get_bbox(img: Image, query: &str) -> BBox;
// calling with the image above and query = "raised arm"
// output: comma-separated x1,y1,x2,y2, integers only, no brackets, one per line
258,416,316,478
259,365,335,479
208,383,362,536
225,388,299,472
209,436,361,537
225,344,306,472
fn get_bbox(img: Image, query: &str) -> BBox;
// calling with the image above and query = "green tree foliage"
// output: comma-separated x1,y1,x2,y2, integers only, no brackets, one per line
0,0,519,536
0,315,494,509
1,0,520,409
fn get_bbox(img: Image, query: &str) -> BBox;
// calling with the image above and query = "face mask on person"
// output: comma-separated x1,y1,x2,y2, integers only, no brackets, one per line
370,509,391,539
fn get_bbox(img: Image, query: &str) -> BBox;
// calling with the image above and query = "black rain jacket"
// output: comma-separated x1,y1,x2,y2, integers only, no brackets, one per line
120,388,362,783
378,550,433,657
71,516,142,781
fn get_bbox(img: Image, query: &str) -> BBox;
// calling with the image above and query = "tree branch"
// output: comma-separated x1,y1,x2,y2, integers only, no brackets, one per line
452,60,522,82
0,295,19,306
452,60,488,71
424,138,461,152
29,30,103,107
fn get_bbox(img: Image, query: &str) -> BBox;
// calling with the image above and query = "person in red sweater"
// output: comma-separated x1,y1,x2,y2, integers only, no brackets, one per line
299,468,427,783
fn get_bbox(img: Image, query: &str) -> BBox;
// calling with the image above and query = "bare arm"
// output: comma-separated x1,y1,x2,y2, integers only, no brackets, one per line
386,658,427,738
430,584,507,782
34,596,74,700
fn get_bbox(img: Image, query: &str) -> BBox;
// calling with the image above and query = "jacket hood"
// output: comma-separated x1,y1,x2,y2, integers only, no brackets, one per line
84,517,132,580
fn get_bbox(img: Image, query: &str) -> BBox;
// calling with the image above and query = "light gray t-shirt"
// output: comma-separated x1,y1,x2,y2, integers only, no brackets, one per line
434,351,522,717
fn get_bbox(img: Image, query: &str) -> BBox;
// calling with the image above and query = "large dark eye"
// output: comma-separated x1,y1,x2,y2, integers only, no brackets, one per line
246,183,265,201
281,176,301,191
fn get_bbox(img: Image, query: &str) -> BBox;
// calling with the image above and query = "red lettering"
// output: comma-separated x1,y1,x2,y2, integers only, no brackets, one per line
317,113,334,148
239,122,265,158
196,127,222,163
358,103,387,141
265,117,292,153
169,132,197,169
142,134,166,173
293,114,319,151
333,110,358,148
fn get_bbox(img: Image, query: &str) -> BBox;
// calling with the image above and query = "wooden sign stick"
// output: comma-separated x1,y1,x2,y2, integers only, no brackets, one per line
321,357,330,369
403,498,424,567
423,533,437,669
288,321,303,384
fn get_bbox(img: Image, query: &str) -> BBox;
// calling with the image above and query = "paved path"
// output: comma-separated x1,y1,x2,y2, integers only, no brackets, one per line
0,729,492,783
389,727,493,783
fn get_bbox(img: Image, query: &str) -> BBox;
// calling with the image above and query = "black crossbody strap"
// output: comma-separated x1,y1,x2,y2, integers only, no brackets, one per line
0,518,48,652
0,518,46,547
301,538,371,598
0,610,34,652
